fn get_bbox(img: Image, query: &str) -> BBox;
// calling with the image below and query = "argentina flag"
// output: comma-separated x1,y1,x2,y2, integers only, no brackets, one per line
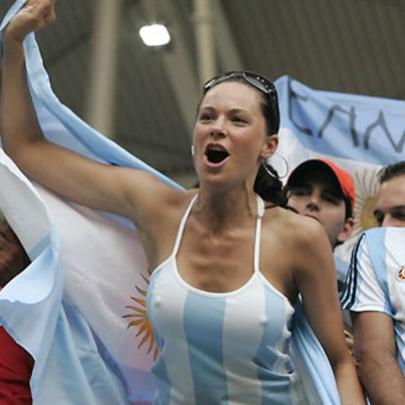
2,0,394,403
0,0,178,403
274,76,405,274
0,151,130,404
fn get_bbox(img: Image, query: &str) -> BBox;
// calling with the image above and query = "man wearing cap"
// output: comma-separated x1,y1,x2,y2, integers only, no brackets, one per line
0,217,33,404
341,161,405,405
285,158,355,287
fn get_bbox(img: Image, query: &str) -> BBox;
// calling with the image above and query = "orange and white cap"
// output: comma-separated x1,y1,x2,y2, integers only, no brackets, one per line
287,159,356,210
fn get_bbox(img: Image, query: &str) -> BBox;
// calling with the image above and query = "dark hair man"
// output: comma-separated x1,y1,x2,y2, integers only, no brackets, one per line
342,161,405,405
285,159,355,285
373,161,405,227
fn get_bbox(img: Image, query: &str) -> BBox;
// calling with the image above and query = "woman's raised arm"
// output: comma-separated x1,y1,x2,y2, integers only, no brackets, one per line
0,0,170,226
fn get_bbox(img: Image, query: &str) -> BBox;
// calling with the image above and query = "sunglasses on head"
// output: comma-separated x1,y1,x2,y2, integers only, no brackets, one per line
203,71,277,98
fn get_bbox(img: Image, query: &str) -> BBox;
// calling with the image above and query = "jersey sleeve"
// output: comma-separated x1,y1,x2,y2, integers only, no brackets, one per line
341,232,392,316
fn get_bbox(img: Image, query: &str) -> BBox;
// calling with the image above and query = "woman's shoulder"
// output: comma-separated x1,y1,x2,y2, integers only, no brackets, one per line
126,170,191,208
165,188,197,211
151,188,198,225
263,205,327,245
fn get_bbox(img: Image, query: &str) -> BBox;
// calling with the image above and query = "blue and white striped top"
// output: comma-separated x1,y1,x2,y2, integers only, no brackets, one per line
341,227,405,374
147,195,310,404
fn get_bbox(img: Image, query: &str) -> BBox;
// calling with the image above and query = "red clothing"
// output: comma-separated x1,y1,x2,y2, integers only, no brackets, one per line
0,327,33,404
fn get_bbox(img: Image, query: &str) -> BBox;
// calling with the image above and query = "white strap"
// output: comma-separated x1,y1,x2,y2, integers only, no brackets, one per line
254,196,264,272
172,194,198,256
173,194,264,273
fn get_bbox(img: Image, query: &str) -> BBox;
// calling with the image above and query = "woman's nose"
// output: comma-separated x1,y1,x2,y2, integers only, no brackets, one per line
210,116,227,137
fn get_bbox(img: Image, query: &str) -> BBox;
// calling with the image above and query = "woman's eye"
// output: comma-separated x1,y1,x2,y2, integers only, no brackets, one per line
232,116,246,123
199,113,213,121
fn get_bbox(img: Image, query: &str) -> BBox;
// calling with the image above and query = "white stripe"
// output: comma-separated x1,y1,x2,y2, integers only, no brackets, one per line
386,228,405,319
151,266,196,405
222,277,265,404
385,228,405,371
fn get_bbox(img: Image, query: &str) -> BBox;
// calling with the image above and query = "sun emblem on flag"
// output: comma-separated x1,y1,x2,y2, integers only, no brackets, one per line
352,168,380,233
337,167,380,261
123,274,159,360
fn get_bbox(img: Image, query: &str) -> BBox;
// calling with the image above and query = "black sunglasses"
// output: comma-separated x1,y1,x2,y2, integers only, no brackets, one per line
203,71,280,134
203,71,277,98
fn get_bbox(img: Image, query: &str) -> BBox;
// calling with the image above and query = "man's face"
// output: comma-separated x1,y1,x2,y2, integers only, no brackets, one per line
287,169,353,247
374,175,405,227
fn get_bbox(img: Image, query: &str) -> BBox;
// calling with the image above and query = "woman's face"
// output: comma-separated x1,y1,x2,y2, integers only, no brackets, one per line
193,81,278,189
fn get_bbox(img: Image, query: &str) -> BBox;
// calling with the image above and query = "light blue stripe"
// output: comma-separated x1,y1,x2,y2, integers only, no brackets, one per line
28,233,52,261
118,364,155,403
291,301,340,404
151,356,171,405
361,228,391,315
183,293,228,405
253,288,293,405
340,233,365,309
33,303,127,404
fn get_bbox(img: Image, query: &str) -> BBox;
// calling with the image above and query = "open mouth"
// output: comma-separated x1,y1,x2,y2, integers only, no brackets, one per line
205,144,230,164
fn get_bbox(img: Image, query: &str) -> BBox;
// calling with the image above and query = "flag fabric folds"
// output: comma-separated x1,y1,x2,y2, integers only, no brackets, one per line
1,1,176,403
6,0,404,403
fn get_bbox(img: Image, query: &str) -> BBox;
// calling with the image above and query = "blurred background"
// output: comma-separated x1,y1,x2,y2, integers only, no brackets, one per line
1,0,404,186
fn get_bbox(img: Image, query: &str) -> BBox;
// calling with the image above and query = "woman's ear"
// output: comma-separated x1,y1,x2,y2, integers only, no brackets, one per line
261,134,278,159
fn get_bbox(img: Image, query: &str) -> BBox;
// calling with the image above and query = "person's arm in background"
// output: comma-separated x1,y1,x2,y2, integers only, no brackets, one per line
341,231,405,404
352,311,405,405
0,220,33,405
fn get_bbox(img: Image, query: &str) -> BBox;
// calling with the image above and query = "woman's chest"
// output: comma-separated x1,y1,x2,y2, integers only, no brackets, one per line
176,236,255,293
148,264,295,353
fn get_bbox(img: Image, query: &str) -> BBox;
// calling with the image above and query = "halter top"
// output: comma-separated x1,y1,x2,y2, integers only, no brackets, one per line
147,195,308,404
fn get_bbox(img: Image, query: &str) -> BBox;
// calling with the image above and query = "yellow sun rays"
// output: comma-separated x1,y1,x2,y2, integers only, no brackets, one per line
123,274,159,361
353,168,380,233
337,167,380,261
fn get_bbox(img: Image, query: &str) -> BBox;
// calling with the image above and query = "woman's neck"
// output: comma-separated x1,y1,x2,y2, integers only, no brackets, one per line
193,186,258,234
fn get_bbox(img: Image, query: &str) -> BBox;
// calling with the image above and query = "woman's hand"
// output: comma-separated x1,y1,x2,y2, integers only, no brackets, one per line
4,0,55,45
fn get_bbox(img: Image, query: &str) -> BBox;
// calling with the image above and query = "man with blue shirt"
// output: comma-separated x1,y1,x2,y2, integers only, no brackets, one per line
342,161,405,405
